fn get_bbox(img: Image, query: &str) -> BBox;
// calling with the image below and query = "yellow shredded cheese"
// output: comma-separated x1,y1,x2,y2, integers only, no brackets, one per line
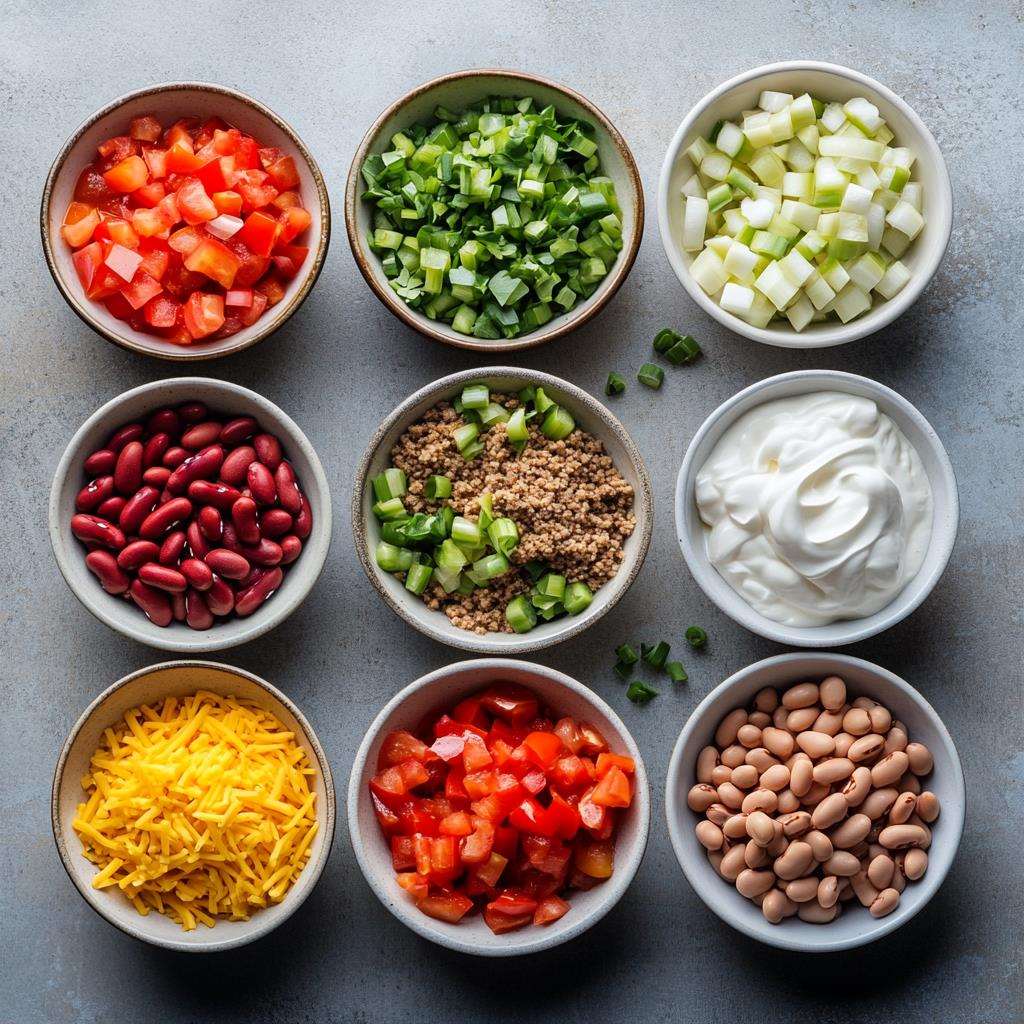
73,690,318,931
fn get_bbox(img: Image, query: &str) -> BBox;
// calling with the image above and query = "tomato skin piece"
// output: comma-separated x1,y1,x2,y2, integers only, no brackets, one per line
533,895,570,926
265,154,300,189
103,155,148,193
184,238,240,289
182,292,225,340
236,210,279,257
277,205,312,244
142,293,181,328
417,891,473,924
522,730,564,769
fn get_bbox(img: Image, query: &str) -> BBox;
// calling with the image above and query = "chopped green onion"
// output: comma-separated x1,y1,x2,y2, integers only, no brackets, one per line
637,364,664,389
450,516,482,549
461,383,490,410
487,517,519,556
372,497,406,522
505,595,538,633
478,402,510,428
605,371,626,396
471,552,510,581
685,625,708,648
540,406,575,440
425,475,452,500
613,660,634,681
664,334,702,365
436,538,468,571
642,640,670,669
404,562,433,594
477,493,494,532
372,467,407,502
506,408,529,445
523,560,547,583
615,643,639,665
533,387,555,415
626,681,659,704
375,541,414,572
535,573,566,601
563,582,593,614
453,422,479,452
666,661,688,683
653,328,682,353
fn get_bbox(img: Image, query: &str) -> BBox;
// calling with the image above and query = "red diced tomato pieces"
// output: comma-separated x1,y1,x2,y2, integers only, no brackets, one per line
129,115,162,142
533,895,570,926
185,238,240,289
61,203,100,247
143,147,168,180
265,154,300,189
175,178,218,224
236,210,279,257
119,271,163,310
480,685,539,727
212,190,243,216
103,155,148,193
182,292,224,339
165,139,204,173
72,242,104,291
238,290,268,327
591,765,632,808
142,293,181,328
417,891,473,924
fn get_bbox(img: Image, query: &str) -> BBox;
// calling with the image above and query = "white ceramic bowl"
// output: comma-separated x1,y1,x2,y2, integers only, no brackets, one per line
352,367,653,653
49,377,331,652
348,658,650,956
675,370,958,647
658,61,952,348
346,69,643,352
52,660,336,952
41,82,330,361
666,652,965,952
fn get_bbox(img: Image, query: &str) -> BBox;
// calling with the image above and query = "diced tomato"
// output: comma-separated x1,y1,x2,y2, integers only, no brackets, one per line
184,238,240,289
168,225,204,255
163,120,195,148
74,166,118,207
369,765,407,807
194,117,228,149
236,210,279,257
595,752,636,777
97,135,136,164
439,811,472,837
277,205,312,244
434,714,488,742
72,242,104,291
417,891,473,924
522,731,563,769
577,722,609,756
234,135,260,170
460,820,495,864
165,139,205,174
398,802,439,838
428,836,459,883
521,769,547,795
61,203,100,247
463,768,499,801
175,177,218,224
550,755,592,792
544,792,581,840
591,765,632,809
142,293,181,328
143,147,168,180
533,895,570,926
272,190,303,211
378,730,432,769
577,786,607,832
395,873,429,902
132,181,166,208
129,115,162,143
238,291,268,327
480,685,539,727
103,292,136,321
234,168,278,211
265,154,300,189
483,906,532,934
104,243,142,282
162,263,207,301
471,849,506,887
508,797,552,836
182,291,225,339
462,735,493,773
488,891,538,918
137,242,170,281
574,838,614,879
212,190,243,216
103,155,148,193
132,194,179,237
87,267,123,300
212,127,243,156
105,218,140,249
272,244,308,279
451,696,489,728
119,271,163,310
197,155,235,194
258,146,286,169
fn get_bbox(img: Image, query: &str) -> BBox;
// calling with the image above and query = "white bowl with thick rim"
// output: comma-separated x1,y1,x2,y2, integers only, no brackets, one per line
658,61,953,348
52,660,336,952
41,82,330,361
347,657,650,956
666,652,965,952
675,370,958,647
49,377,331,652
352,367,653,654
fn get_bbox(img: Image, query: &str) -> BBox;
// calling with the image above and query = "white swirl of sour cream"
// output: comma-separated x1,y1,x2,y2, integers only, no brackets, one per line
695,392,933,627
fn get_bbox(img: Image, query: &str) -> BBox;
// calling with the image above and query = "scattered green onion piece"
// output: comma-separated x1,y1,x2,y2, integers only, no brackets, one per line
372,467,407,502
479,402,510,428
505,595,538,633
424,475,452,500
459,440,484,461
541,406,575,440
563,582,593,614
453,422,479,451
638,363,664,389
615,643,639,666
472,552,510,581
523,560,547,583
450,516,482,549
436,539,468,571
533,387,555,415
653,328,681,353
686,625,708,648
605,371,626,396
433,566,463,594
642,640,671,670
506,408,529,446
613,660,633,681
404,562,433,595
477,493,494,532
487,517,519,556
535,573,566,601
664,334,702,365
626,681,659,704
461,383,490,410
666,661,688,683
372,497,406,522
518,386,537,405
375,541,414,572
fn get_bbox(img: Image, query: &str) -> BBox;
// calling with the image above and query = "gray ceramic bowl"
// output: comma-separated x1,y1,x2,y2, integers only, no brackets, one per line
348,658,650,956
345,69,643,352
352,367,652,653
49,377,331,652
665,653,965,952
41,82,330,361
52,660,336,952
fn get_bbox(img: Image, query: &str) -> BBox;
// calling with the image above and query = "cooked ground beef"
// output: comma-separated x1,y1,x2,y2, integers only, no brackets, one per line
389,393,636,634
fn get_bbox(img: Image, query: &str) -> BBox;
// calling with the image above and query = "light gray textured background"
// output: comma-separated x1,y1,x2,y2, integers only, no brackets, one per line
2,2,1022,1022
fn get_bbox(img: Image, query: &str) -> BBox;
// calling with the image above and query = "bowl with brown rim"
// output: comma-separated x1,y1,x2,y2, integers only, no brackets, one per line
345,69,643,352
41,82,330,361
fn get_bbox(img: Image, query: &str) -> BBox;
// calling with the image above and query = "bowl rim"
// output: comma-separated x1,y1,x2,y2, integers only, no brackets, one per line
344,67,644,353
656,60,953,349
665,651,966,952
48,376,333,652
346,656,652,956
40,80,332,362
51,658,337,953
674,369,959,647
351,365,653,653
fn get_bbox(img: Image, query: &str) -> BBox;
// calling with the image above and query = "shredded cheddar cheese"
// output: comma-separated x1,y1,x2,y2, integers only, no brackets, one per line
73,690,318,931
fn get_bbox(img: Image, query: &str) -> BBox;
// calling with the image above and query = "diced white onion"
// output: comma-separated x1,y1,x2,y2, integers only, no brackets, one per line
682,196,709,251
206,215,244,240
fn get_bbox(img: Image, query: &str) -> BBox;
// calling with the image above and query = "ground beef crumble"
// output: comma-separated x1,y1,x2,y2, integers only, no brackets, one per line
388,393,636,634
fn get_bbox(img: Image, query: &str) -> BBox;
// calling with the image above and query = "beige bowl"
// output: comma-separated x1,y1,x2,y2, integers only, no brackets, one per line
345,69,643,352
41,82,330,361
52,660,336,952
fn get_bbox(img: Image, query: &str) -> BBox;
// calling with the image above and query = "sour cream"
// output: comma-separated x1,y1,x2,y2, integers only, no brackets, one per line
695,392,933,627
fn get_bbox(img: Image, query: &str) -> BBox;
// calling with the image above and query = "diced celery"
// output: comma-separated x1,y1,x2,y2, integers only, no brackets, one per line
813,159,849,207
804,271,836,309
779,249,815,286
700,152,732,181
755,260,800,310
832,282,872,322
840,182,873,215
768,214,801,241
720,282,755,315
741,291,776,328
751,230,789,260
374,228,404,250
820,257,850,291
785,293,815,331
817,135,886,162
795,229,827,259
790,94,817,130
817,212,840,237
721,208,748,237
715,121,745,157
855,164,882,193
875,260,912,299
706,182,733,213
881,227,911,258
848,251,887,291
743,111,775,148
759,90,794,112
680,173,705,198
768,108,795,143
879,165,909,193
451,304,477,335
689,247,729,294
843,97,884,135
726,168,758,198
685,136,713,166
819,103,847,133
782,172,813,201
682,195,709,251
886,200,924,240
781,200,820,232
749,148,786,186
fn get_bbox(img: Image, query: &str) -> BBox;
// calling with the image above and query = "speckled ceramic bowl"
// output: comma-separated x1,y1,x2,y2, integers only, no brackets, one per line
352,367,652,653
345,69,643,352
52,660,336,952
666,653,965,952
348,658,650,956
41,82,330,361
49,377,331,652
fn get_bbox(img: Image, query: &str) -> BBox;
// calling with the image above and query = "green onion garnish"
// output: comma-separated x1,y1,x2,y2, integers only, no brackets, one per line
613,661,633,680
653,328,681,353
505,595,538,633
506,408,529,446
375,541,414,572
372,497,406,522
664,334,702,365
424,475,452,500
535,572,566,601
487,517,519,556
451,516,482,549
372,467,407,502
461,383,490,410
685,625,708,648
605,371,626,396
404,562,433,594
642,640,670,669
626,681,659,704
666,661,688,683
471,552,510,582
615,643,639,666
563,582,593,614
523,560,547,583
638,364,664,389
540,406,575,440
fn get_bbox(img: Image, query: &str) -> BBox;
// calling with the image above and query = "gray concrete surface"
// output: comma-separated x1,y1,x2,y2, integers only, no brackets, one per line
1,1,1022,1021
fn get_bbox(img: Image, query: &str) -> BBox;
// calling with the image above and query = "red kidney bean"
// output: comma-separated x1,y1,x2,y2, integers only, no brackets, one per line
220,416,257,445
147,408,181,438
242,537,283,566
198,505,223,542
235,567,283,617
167,446,224,493
85,550,131,594
117,540,160,570
107,423,144,452
221,522,243,554
171,591,187,622
158,488,174,505
274,461,302,515
159,529,187,565
138,562,188,593
260,508,293,538
220,445,256,485
178,401,207,424
186,520,210,560
231,497,261,544
294,495,312,539
187,480,241,510
76,475,114,512
181,421,223,450
162,446,188,468
247,462,277,505
84,449,117,476
142,432,171,468
142,466,171,487
113,441,144,495
130,579,173,626
71,514,125,550
186,588,214,630
280,535,302,564
238,566,265,589
139,497,192,540
253,432,283,470
205,548,251,579
180,558,214,591
205,576,235,616
118,485,160,535
96,496,127,520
